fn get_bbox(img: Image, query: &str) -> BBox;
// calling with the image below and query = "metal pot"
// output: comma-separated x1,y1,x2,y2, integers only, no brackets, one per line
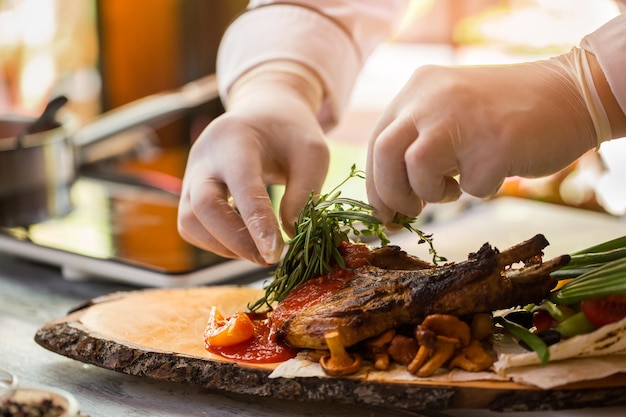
0,74,218,227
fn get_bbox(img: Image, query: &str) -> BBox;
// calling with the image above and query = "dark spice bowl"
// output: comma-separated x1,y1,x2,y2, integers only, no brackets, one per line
3,384,80,417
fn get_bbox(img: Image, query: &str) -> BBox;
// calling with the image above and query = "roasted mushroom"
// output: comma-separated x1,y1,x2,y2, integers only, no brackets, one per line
319,331,362,376
449,339,494,372
407,314,471,377
365,329,395,370
388,334,419,365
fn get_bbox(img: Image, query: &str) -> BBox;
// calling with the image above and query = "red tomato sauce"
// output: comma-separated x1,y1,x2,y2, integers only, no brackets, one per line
270,241,372,332
269,267,354,333
206,241,372,363
206,315,297,364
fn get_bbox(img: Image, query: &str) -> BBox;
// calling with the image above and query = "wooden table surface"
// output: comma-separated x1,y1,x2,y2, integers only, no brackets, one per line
2,197,626,417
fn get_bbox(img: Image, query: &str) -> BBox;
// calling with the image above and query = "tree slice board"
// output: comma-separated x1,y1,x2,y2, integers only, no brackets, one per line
34,286,626,412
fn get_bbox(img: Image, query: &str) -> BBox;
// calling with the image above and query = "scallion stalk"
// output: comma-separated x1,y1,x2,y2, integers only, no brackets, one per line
563,247,626,269
571,235,626,255
550,267,595,279
552,236,626,279
550,256,626,304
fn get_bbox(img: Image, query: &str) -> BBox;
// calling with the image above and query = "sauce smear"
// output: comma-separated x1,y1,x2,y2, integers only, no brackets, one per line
206,241,373,363
269,242,372,338
206,315,297,364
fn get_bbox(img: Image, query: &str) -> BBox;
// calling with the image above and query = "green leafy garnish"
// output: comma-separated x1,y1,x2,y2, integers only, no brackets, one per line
247,165,445,312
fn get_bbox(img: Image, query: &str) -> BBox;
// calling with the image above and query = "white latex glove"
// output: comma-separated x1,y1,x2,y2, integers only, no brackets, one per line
178,62,329,265
367,47,616,226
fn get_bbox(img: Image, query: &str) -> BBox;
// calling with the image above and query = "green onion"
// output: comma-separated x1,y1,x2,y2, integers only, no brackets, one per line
550,267,596,279
550,256,626,305
553,236,626,278
562,248,626,270
571,235,626,255
495,316,550,365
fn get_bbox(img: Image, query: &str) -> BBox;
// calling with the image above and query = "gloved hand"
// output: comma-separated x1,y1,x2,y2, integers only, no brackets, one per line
366,47,616,226
178,62,329,265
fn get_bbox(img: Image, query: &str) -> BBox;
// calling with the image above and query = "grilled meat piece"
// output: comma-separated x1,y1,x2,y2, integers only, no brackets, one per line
277,234,570,350
368,245,433,270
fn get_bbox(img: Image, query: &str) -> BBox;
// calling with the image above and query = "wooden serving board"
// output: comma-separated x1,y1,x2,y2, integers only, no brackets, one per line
34,286,626,412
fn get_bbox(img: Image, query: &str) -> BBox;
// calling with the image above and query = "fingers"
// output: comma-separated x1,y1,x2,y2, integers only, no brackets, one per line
454,149,507,199
403,126,463,202
228,180,285,265
367,112,425,226
368,112,505,226
177,185,238,259
389,122,506,201
178,128,285,266
179,176,281,266
218,147,286,265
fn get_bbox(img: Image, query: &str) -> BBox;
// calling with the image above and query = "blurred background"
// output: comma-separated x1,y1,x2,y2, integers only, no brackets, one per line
0,0,624,216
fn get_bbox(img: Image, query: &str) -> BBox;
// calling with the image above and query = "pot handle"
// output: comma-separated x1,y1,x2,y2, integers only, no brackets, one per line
72,74,218,149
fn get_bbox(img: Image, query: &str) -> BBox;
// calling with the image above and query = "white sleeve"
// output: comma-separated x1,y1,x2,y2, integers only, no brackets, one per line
216,1,409,130
581,12,626,117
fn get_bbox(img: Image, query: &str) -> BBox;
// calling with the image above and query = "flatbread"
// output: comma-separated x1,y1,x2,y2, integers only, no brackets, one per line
491,316,626,388
493,316,626,369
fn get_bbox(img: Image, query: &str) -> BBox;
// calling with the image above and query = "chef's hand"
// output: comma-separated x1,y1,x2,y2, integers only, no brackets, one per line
178,62,328,266
367,47,621,226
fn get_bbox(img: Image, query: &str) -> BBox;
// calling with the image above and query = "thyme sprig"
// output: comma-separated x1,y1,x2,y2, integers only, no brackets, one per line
248,165,445,312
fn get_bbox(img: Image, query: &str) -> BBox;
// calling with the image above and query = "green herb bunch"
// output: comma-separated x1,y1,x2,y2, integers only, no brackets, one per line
248,165,445,312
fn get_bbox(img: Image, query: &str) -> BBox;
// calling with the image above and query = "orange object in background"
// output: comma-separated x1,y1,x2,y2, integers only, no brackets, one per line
497,151,608,213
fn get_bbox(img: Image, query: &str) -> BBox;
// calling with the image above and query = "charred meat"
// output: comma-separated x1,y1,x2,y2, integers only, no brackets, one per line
276,234,569,350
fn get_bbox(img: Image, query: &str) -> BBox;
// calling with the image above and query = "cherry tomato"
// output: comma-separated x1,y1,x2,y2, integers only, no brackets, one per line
204,307,255,347
532,310,557,332
580,293,626,328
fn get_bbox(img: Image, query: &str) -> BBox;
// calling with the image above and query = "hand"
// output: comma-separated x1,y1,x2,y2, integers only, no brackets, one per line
366,48,607,226
178,68,329,265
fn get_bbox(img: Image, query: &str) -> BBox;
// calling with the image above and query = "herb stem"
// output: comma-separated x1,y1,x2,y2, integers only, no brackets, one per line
247,165,444,312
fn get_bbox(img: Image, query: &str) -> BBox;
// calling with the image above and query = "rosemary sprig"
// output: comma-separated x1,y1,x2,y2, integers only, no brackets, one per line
247,165,445,312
